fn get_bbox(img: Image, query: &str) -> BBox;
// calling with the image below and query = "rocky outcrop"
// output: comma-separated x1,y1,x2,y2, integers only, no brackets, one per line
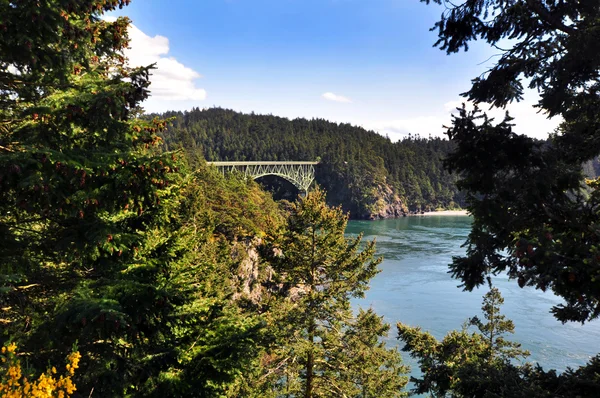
231,237,309,305
231,237,265,304
358,183,408,220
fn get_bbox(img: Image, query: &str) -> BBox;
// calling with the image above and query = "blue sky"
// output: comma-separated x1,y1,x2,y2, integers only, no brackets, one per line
109,0,559,140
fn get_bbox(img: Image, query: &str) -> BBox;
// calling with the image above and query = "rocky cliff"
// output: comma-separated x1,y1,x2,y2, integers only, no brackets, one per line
357,183,408,220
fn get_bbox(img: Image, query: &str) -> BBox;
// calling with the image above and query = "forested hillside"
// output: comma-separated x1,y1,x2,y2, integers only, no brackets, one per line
0,2,410,396
4,1,600,397
158,108,463,218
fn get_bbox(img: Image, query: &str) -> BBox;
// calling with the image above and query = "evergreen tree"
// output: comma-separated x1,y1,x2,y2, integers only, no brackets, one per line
469,287,528,362
422,0,600,323
0,2,263,395
256,189,407,397
404,2,600,392
398,288,531,397
334,308,408,398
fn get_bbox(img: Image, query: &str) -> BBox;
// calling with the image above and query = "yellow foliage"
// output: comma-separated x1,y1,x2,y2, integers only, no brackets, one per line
0,343,80,397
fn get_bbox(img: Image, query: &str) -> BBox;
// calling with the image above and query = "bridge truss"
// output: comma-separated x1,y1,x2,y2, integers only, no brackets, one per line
208,161,318,193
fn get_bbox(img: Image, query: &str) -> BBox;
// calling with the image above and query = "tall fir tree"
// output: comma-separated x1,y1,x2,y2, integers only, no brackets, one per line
333,308,408,398
0,1,263,395
255,189,407,397
469,287,528,362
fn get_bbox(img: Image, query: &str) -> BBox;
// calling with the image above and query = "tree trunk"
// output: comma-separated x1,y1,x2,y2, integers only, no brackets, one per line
305,223,317,398
305,321,315,398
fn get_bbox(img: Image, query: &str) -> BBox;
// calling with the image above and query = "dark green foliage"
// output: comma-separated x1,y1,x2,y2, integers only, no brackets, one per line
335,308,409,398
469,287,528,361
0,1,281,395
0,1,180,393
250,189,408,397
422,0,599,119
398,288,531,397
421,0,600,323
401,1,600,395
128,167,286,397
399,287,600,397
549,355,600,397
158,108,463,218
445,106,600,323
190,163,285,240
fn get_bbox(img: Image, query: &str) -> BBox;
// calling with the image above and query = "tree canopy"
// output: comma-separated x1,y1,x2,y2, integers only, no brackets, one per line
423,0,600,323
252,189,408,398
0,4,412,394
158,108,464,218
0,1,275,395
399,286,600,397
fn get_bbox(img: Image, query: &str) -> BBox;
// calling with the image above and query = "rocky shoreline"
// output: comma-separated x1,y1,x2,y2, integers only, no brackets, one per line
346,183,468,220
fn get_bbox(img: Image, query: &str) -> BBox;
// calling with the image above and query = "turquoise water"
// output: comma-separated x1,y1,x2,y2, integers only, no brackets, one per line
347,216,600,377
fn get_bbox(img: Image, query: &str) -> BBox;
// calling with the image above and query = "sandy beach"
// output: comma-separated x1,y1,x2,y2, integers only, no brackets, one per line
417,210,469,216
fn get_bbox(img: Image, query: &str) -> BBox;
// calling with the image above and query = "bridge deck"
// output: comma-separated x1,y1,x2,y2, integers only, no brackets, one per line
208,161,318,166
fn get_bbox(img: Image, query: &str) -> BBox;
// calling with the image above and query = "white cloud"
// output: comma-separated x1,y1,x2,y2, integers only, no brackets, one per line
104,16,207,105
364,96,561,142
322,92,352,103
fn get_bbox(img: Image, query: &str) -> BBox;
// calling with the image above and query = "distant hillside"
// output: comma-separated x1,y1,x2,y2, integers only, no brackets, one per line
158,107,464,219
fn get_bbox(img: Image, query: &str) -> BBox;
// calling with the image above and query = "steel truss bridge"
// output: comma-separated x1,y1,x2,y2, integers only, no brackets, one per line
208,161,318,193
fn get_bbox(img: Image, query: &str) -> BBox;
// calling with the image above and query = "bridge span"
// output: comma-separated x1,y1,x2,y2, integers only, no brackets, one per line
208,161,318,193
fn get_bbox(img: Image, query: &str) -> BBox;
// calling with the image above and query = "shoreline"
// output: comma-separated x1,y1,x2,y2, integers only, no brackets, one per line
354,209,471,220
413,210,469,216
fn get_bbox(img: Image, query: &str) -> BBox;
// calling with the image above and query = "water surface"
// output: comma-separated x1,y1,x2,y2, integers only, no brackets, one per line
348,216,600,375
